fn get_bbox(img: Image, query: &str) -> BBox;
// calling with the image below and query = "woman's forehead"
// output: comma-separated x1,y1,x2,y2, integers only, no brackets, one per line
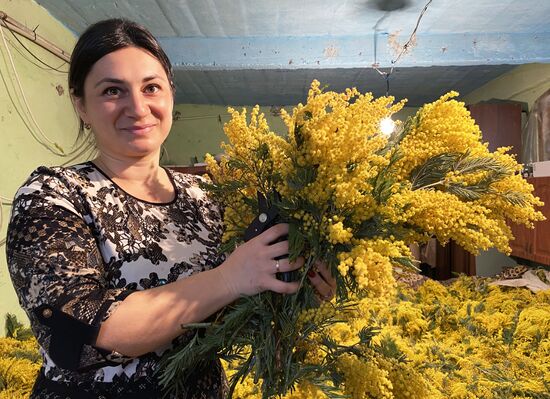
86,47,169,84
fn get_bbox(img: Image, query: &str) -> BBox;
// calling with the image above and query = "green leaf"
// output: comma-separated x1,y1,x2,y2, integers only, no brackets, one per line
287,164,317,191
358,326,379,345
410,151,514,203
294,124,305,149
288,223,305,261
376,335,407,362
410,152,458,190
393,256,419,272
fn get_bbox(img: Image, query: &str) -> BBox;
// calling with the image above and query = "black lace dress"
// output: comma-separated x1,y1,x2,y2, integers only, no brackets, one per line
6,162,227,398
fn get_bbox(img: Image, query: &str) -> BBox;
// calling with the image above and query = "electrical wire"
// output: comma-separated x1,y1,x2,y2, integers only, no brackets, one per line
0,23,87,157
8,27,68,73
390,0,433,69
0,23,65,155
160,144,170,163
0,17,94,248
0,63,62,155
372,0,433,96
4,34,62,72
0,201,6,248
173,114,230,121
60,136,97,166
0,11,70,62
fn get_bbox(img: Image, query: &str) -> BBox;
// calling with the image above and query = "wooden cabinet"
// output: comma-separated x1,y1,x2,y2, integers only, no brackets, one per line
509,176,550,265
433,240,476,280
468,102,523,158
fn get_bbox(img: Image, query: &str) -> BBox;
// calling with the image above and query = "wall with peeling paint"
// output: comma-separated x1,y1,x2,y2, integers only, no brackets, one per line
0,0,82,331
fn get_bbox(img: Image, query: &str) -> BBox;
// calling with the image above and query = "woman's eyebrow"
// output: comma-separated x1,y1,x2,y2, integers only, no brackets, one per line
94,77,124,88
94,75,164,88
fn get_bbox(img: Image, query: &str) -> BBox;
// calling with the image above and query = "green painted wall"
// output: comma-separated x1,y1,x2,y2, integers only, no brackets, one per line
0,0,86,333
162,105,293,166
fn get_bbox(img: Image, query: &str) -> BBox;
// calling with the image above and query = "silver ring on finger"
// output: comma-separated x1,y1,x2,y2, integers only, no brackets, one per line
275,260,280,273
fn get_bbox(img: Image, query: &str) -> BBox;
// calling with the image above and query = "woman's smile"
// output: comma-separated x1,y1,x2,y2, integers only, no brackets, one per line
120,123,158,135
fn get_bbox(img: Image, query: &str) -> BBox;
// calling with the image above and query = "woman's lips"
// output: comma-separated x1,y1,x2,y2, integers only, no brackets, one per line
122,124,156,134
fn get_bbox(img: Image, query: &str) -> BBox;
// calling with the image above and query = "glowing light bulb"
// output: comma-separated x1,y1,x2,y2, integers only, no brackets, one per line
380,116,395,136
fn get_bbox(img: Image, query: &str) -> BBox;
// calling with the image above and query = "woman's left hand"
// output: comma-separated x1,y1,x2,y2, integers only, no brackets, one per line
307,260,336,301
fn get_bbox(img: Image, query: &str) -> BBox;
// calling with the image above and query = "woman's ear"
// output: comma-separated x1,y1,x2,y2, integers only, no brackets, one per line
72,95,88,125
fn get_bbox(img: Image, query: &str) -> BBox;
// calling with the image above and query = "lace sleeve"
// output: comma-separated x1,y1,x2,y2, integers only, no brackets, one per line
6,170,135,371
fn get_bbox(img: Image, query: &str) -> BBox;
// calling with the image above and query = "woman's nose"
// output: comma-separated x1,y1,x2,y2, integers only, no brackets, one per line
125,90,149,118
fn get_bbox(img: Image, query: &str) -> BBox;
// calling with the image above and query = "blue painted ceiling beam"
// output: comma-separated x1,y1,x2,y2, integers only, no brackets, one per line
161,32,550,70
33,0,550,105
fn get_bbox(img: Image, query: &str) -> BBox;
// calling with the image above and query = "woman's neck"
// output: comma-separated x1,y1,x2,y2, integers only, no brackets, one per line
93,153,175,203
93,153,161,183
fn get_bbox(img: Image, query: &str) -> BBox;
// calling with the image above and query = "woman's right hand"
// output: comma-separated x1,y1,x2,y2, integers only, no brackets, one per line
217,224,304,297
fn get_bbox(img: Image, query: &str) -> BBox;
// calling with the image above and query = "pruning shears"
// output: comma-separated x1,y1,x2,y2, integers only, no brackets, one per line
243,191,297,282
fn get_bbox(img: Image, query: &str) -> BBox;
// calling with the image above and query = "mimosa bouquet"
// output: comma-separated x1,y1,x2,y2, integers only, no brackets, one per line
159,81,544,398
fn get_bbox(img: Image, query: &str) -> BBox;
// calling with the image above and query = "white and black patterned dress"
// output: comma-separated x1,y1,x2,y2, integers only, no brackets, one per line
6,162,227,398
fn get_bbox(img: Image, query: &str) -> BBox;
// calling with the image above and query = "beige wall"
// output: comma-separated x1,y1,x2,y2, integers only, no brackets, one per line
463,63,550,109
0,0,84,331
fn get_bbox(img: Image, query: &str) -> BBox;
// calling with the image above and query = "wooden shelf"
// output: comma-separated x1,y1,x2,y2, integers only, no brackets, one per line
166,165,208,175
468,102,523,158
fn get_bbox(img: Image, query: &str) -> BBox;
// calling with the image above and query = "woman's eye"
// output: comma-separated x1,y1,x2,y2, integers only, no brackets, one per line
144,84,160,94
103,87,121,96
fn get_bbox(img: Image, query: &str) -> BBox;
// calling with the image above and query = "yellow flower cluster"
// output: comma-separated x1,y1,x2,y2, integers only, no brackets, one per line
478,171,544,227
327,221,353,245
337,238,410,297
0,337,40,398
376,357,441,399
226,277,550,399
205,105,291,240
223,354,327,399
393,92,483,179
209,81,543,293
279,80,404,216
336,353,393,399
296,301,336,330
379,93,544,254
381,188,512,254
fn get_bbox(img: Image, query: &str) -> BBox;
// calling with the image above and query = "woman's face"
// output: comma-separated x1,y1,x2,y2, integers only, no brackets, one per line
75,46,173,161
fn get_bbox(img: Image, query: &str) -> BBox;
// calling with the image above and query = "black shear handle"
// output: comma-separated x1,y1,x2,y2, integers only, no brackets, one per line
242,192,297,282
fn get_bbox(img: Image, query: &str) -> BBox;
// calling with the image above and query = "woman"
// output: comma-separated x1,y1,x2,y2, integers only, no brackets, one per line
6,18,335,398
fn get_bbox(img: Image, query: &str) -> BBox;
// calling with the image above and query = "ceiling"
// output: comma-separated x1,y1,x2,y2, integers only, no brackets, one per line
36,0,550,106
